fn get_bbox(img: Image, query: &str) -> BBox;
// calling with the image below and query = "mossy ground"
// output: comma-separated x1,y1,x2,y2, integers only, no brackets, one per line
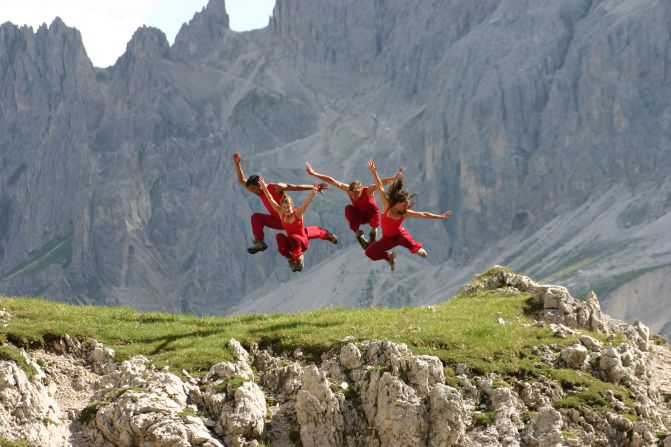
0,437,30,447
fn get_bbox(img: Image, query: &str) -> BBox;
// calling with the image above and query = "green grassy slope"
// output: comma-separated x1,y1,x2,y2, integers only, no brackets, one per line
0,269,637,417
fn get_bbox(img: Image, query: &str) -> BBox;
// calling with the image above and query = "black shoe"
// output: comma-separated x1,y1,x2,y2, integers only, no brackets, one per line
247,240,268,254
387,251,396,272
288,259,298,272
369,228,378,244
326,231,338,244
355,230,368,249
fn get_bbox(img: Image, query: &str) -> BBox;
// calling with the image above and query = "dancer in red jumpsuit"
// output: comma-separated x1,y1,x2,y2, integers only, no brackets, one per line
305,162,402,249
364,160,453,271
232,152,329,254
258,178,336,271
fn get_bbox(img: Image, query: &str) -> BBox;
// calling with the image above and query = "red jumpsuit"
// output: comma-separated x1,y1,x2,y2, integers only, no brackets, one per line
251,184,327,242
344,187,380,232
251,183,284,242
276,212,331,260
364,209,422,261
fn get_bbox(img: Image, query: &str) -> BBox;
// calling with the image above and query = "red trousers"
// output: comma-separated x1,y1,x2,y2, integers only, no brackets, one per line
344,204,380,232
251,213,283,241
364,229,422,261
275,227,329,260
251,213,327,242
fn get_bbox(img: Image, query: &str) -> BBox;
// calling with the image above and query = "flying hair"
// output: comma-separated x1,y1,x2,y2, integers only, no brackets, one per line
387,177,417,211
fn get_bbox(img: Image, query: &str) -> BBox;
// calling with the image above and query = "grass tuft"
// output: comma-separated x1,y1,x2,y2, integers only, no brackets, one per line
0,345,37,379
0,436,30,447
473,410,498,427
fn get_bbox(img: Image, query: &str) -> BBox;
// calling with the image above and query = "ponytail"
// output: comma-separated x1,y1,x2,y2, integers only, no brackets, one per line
387,178,417,211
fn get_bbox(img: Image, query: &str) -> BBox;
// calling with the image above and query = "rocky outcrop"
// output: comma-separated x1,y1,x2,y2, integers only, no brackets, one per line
0,355,68,445
462,268,610,334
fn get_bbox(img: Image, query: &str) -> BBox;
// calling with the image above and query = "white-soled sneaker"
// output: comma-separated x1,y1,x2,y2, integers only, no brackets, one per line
295,254,305,272
416,248,428,258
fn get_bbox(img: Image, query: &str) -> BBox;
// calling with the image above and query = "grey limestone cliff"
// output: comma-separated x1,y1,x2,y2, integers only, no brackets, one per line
0,0,670,333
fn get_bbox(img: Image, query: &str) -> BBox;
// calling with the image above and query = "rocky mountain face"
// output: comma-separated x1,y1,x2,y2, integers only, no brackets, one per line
0,0,670,333
1,270,671,446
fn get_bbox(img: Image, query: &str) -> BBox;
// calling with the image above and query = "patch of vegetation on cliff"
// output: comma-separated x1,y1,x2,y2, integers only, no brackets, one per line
0,436,30,447
0,344,36,379
0,234,72,283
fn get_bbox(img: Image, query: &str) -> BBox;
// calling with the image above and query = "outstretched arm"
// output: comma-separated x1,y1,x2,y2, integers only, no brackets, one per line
232,152,247,186
367,160,390,209
306,162,349,192
258,178,281,214
368,167,403,194
296,183,319,219
405,210,454,219
279,181,328,194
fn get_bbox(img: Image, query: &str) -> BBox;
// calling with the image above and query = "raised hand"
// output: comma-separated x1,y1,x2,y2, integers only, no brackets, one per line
441,211,454,219
305,162,316,176
315,182,328,194
394,167,404,179
232,152,241,164
367,159,377,172
258,177,266,188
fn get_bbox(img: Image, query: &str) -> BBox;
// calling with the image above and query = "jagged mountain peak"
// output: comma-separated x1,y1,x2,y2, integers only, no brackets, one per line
172,0,231,59
124,26,170,60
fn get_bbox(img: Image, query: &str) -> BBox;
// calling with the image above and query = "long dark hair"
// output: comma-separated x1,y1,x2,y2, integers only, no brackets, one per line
387,177,417,211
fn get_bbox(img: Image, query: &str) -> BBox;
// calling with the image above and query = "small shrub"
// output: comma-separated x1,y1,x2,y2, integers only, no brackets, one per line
178,407,197,418
42,417,56,426
105,385,143,401
343,385,359,401
522,411,537,424
0,436,30,447
651,334,667,346
491,379,508,389
79,400,107,424
227,375,246,394
473,410,498,427
289,429,302,445
212,381,228,394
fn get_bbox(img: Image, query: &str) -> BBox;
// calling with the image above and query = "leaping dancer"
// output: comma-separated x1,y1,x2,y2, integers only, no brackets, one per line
305,162,402,249
232,152,330,254
258,178,337,271
364,160,453,271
